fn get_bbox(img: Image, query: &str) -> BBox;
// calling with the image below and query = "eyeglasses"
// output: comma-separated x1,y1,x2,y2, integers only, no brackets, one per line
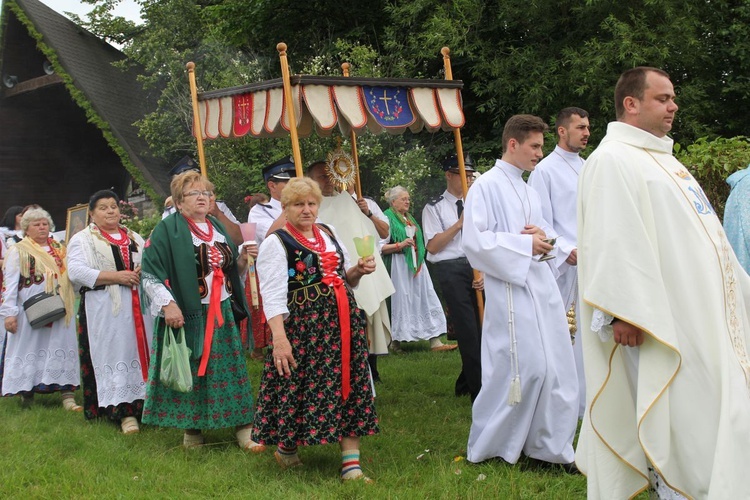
183,190,213,198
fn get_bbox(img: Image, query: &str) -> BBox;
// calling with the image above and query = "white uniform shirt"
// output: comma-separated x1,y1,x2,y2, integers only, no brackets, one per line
248,197,282,244
422,190,465,263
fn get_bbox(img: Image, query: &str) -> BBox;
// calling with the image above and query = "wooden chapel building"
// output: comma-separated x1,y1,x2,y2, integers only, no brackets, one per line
0,0,169,227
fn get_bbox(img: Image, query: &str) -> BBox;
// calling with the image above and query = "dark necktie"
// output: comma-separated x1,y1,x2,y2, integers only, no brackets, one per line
456,199,464,218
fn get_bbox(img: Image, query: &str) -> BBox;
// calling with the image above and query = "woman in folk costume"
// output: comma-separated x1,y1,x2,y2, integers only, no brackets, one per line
381,186,453,352
0,207,81,410
140,171,263,450
67,190,152,435
253,177,379,482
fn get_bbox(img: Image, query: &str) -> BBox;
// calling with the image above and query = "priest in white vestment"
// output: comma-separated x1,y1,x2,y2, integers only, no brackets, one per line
528,107,591,417
463,114,578,467
576,67,750,499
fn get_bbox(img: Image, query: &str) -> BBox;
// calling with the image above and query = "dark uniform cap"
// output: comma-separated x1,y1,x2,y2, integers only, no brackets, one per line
263,156,297,182
168,155,200,177
441,154,475,172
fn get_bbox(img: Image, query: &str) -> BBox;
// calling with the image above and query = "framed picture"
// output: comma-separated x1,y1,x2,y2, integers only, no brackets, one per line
65,204,89,243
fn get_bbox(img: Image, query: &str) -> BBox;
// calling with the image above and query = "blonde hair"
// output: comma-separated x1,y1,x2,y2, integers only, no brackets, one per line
384,185,408,206
20,207,54,234
170,171,215,206
281,177,323,208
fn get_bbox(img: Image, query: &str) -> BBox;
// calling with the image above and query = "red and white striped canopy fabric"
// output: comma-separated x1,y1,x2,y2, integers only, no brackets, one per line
194,75,465,140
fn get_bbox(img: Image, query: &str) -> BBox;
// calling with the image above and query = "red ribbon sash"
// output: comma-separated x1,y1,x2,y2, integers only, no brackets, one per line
320,251,351,401
130,287,150,380
198,267,224,376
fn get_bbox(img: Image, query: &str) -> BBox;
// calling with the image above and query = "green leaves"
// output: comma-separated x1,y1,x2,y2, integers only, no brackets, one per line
74,0,750,220
676,136,750,221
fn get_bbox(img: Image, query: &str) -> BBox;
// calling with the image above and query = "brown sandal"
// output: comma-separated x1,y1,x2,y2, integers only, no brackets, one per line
274,450,303,469
61,394,83,412
236,427,266,453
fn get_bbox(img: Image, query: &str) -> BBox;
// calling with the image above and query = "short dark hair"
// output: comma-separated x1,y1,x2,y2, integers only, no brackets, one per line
502,114,548,153
555,107,589,131
1,206,23,230
88,190,120,212
615,67,670,119
305,161,326,176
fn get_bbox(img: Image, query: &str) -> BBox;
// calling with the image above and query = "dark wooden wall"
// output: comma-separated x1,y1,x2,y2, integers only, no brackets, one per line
1,12,129,228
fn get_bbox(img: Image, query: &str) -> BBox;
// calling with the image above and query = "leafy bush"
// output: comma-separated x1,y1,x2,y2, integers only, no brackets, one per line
122,213,161,239
676,136,750,221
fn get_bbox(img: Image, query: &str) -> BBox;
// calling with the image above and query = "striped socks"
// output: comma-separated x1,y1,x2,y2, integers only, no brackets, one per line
341,450,363,480
275,445,302,469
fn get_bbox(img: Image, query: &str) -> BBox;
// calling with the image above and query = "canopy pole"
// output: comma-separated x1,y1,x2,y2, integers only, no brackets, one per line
341,62,363,198
186,61,208,178
277,43,304,178
441,46,485,325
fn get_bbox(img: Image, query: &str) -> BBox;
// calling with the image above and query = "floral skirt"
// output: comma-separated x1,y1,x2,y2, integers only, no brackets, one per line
142,300,254,430
252,289,379,448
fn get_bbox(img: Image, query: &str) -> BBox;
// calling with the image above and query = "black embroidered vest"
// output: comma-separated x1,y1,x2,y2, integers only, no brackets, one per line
273,225,346,306
195,240,234,299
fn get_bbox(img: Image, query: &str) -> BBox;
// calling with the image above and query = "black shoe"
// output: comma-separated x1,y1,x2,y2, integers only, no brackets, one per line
561,462,580,475
20,393,34,409
528,458,580,475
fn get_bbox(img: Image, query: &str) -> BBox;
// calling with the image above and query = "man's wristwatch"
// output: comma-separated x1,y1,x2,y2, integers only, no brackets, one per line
366,211,373,218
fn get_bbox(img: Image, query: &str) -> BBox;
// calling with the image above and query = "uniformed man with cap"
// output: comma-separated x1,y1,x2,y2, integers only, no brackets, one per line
248,157,296,244
422,155,484,401
162,155,243,245
243,157,297,360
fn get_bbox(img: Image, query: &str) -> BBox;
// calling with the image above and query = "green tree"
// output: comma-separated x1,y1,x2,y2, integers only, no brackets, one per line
76,0,750,215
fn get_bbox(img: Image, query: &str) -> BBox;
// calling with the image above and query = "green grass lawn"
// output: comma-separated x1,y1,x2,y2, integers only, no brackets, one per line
0,341,588,499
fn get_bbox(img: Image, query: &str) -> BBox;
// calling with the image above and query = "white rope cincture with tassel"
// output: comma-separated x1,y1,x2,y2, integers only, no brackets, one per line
506,282,522,406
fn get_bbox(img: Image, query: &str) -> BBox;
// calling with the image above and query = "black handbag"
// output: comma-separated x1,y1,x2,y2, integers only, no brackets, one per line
23,291,66,329
230,294,248,323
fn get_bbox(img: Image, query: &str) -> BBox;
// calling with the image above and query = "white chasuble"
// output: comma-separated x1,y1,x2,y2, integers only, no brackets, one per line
462,160,578,464
576,122,750,499
318,193,395,355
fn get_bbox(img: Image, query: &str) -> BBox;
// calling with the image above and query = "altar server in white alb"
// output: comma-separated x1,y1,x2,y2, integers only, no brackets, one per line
527,106,590,417
576,67,750,499
462,114,578,469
